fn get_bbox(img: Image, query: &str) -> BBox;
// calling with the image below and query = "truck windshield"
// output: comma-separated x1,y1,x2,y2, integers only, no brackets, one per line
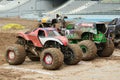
47,30,61,37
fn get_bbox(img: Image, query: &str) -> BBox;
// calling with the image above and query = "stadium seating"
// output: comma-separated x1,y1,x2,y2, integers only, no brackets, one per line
46,0,120,15
102,0,120,3
0,0,119,18
74,3,120,14
0,0,29,11
46,0,92,14
0,0,10,5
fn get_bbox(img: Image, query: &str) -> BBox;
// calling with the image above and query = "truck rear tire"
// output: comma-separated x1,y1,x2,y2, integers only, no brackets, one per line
40,48,63,70
97,40,114,57
78,40,97,61
6,44,26,65
64,44,83,65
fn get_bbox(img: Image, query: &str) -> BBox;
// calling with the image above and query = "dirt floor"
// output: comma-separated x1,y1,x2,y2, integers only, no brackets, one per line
0,18,120,80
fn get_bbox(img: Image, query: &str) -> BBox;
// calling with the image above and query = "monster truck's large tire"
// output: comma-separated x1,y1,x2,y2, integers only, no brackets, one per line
27,51,40,61
5,44,26,65
64,44,83,65
97,40,114,57
78,40,97,61
40,48,64,70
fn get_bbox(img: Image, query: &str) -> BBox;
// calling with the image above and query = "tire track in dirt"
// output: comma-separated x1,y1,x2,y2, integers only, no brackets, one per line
0,65,54,75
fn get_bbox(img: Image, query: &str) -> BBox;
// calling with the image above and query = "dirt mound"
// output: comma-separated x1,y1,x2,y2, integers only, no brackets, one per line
0,32,17,64
0,18,41,65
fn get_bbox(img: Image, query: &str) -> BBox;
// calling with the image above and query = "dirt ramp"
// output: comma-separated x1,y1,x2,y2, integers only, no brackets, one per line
0,32,17,45
0,32,17,64
0,18,40,65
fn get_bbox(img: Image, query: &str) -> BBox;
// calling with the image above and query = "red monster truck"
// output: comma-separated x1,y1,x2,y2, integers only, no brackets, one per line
5,28,82,70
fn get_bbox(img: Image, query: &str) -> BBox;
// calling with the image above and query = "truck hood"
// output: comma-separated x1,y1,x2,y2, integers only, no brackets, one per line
55,36,68,46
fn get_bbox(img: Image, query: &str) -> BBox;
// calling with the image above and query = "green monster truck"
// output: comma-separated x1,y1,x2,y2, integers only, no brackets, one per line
62,22,114,61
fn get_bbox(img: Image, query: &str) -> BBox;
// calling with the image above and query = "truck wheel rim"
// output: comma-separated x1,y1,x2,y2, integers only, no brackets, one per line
8,50,15,60
80,45,88,54
44,53,53,65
